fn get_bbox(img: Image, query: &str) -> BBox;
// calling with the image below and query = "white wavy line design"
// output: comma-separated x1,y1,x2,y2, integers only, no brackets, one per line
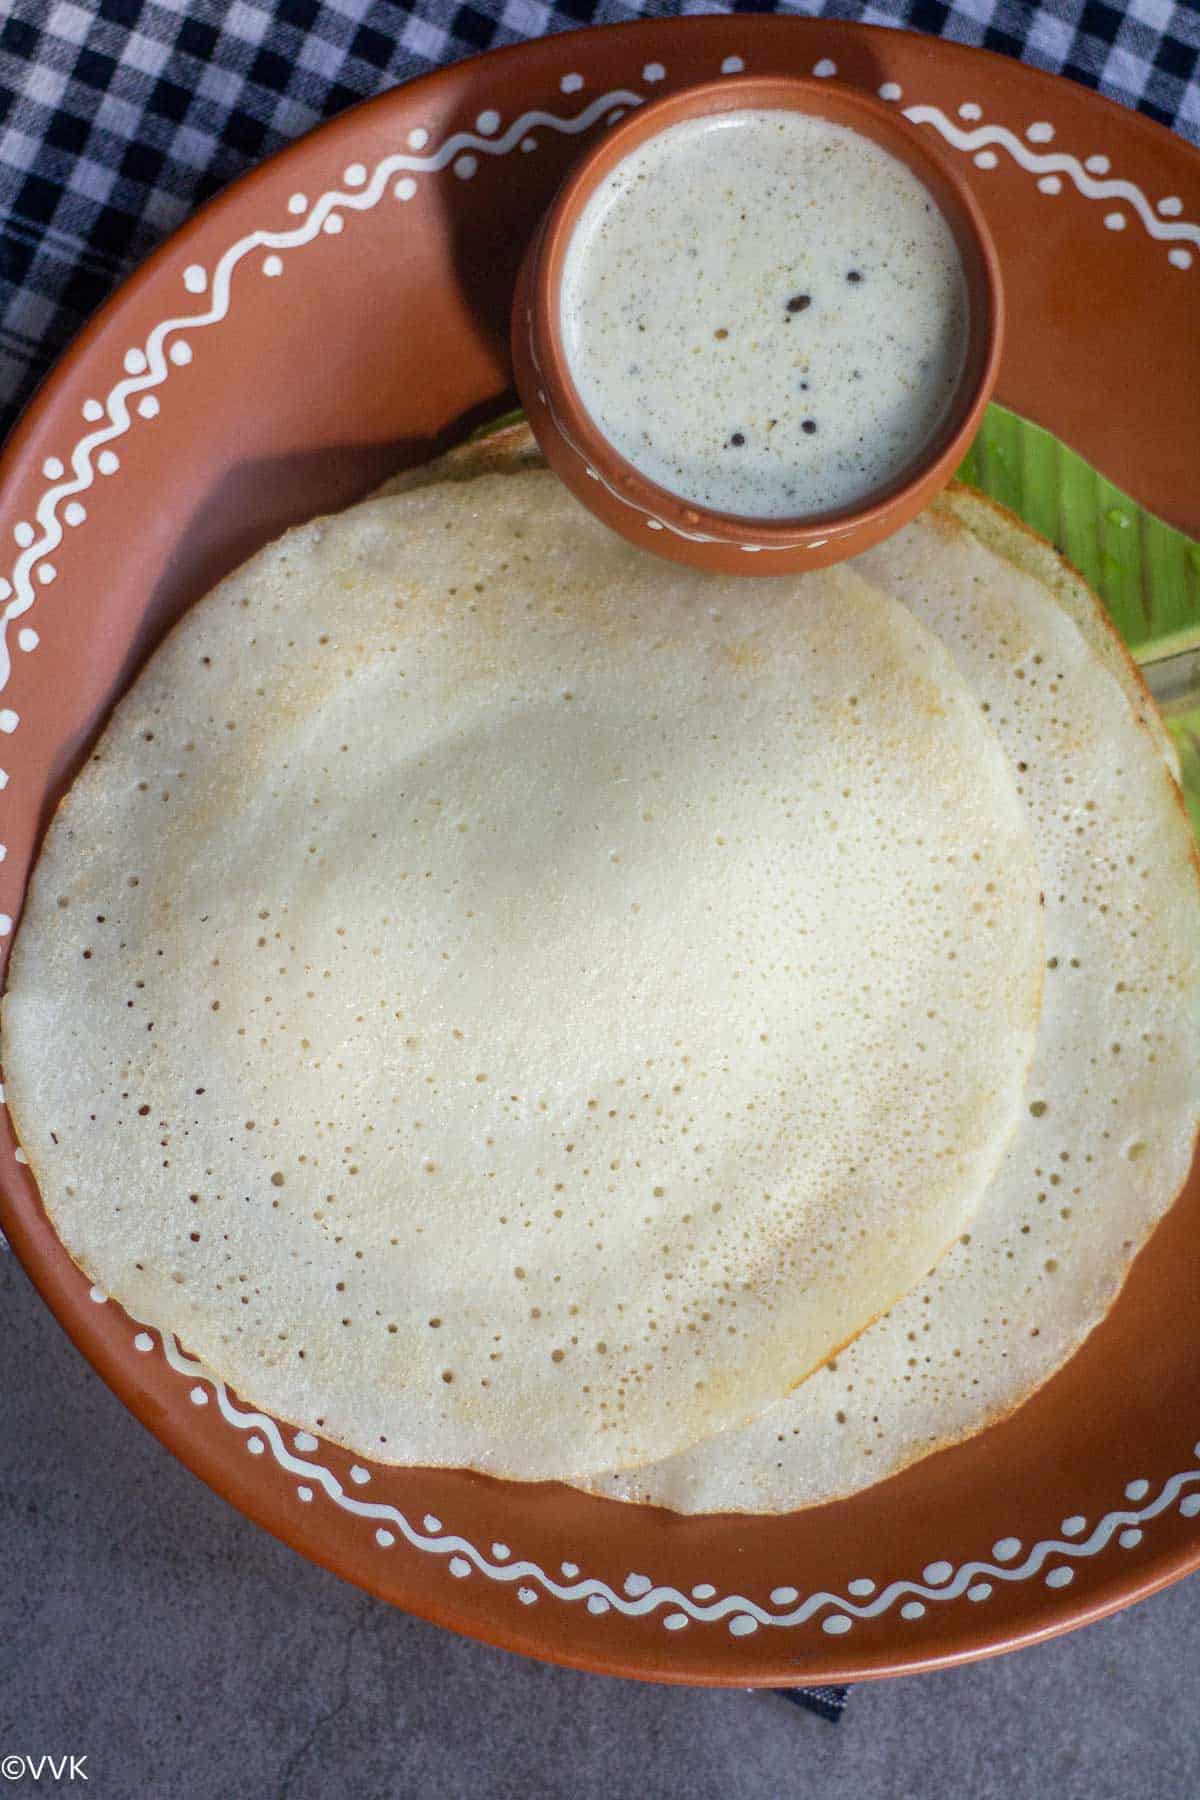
151,1319,1200,1638
902,104,1200,256
4,57,1200,1635
6,88,1194,684
0,89,643,699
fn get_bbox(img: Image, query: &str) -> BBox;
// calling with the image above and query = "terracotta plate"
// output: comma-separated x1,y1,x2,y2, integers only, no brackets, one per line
1,18,1198,1685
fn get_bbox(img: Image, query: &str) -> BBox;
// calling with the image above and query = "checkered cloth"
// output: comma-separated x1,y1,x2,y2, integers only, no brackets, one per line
1,0,1198,1726
2,0,1199,439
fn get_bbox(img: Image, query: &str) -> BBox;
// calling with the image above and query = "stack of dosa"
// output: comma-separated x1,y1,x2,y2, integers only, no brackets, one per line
2,426,1195,1506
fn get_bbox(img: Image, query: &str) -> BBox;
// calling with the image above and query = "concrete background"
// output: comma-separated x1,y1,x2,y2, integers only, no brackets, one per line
2,1249,1196,1800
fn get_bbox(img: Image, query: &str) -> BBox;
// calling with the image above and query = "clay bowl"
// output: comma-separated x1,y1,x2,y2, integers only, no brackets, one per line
512,74,1004,575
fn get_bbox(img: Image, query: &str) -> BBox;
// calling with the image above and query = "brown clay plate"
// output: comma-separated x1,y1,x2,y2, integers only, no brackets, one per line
1,17,1198,1685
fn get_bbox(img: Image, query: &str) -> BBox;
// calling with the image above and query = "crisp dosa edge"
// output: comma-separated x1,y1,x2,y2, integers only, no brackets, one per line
1,456,1046,1482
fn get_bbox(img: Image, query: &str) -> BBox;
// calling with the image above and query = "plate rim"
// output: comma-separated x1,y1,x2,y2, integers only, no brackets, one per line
1,13,1198,1685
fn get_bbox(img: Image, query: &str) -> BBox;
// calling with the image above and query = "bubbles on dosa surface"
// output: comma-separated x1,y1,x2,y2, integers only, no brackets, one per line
585,495,1199,1513
2,469,1043,1482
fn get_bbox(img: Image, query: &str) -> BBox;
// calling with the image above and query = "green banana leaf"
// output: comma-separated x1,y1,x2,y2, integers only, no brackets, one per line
474,401,1200,836
956,403,1200,840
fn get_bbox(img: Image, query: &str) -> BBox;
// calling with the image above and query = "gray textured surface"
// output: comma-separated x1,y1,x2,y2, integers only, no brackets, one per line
2,1248,1197,1800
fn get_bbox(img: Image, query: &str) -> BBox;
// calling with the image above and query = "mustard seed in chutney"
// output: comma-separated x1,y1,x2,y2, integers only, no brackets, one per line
559,110,969,519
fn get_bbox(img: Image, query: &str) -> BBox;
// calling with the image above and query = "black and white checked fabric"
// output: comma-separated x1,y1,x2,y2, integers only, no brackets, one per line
1,0,1198,1725
776,1681,851,1722
1,0,1199,438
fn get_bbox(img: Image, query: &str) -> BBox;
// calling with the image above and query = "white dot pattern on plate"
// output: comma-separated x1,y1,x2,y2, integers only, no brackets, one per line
97,450,119,474
770,1586,799,1606
407,128,429,149
923,1561,953,1585
42,457,64,480
519,1587,539,1606
967,1583,993,1602
183,265,206,294
263,255,283,278
449,1557,471,1579
17,629,39,652
624,1573,652,1599
721,56,744,75
848,1578,876,1598
879,82,902,101
294,1431,319,1452
561,73,584,93
376,1528,396,1547
587,1595,609,1614
349,1465,370,1485
896,100,1199,278
395,178,417,201
323,214,344,234
13,522,33,548
7,82,1197,1654
453,155,477,179
1126,1479,1150,1501
813,58,837,78
1119,1528,1143,1549
476,109,501,134
993,1538,1022,1562
729,1616,758,1637
1159,196,1183,216
823,1615,852,1636
974,150,998,168
664,1611,688,1630
247,1436,264,1455
343,162,367,186
89,1286,107,1304
190,1386,208,1406
1061,1516,1087,1537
